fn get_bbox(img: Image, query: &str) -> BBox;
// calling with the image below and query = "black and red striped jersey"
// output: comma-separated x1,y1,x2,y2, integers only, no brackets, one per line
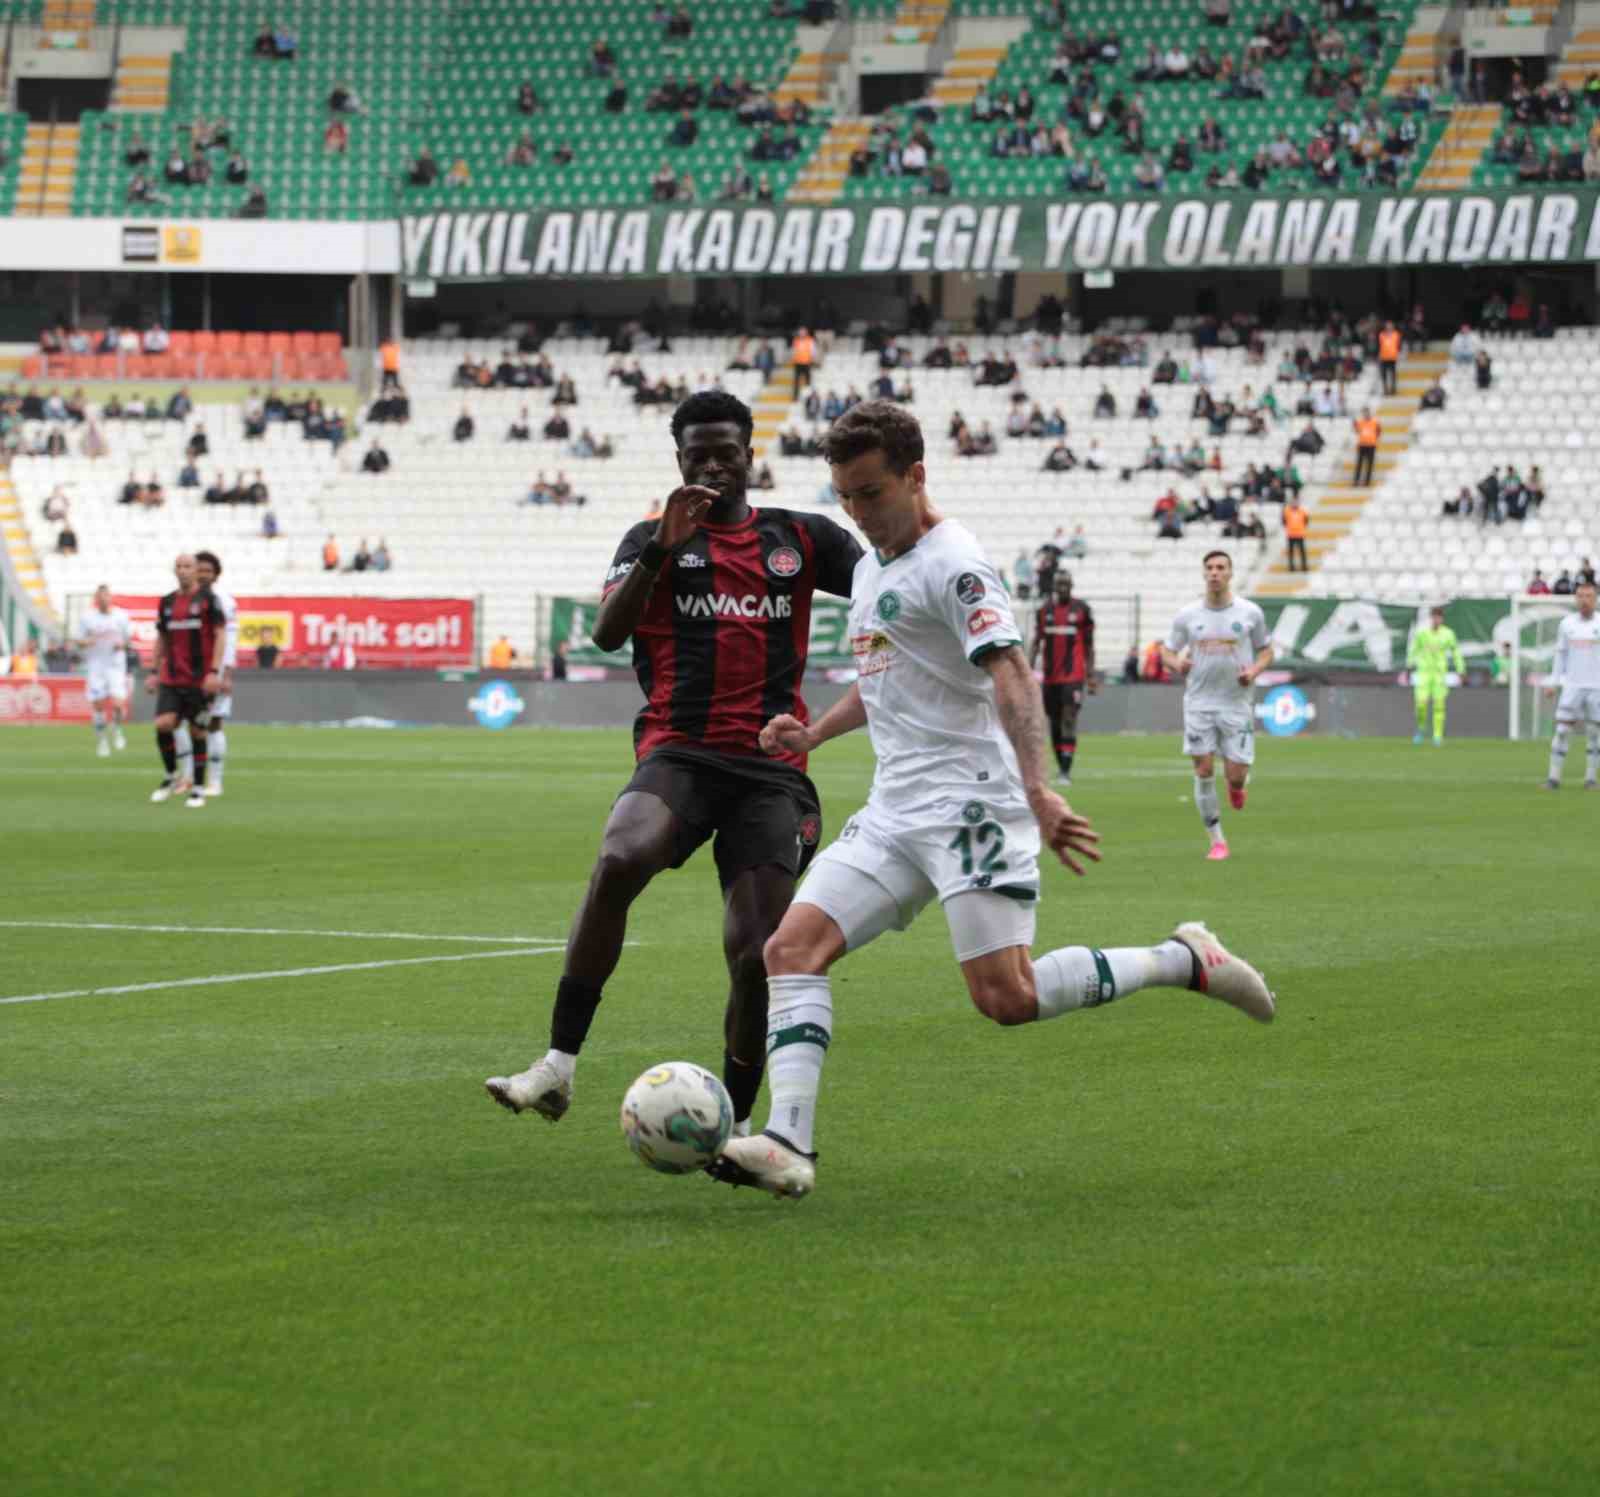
603,507,861,770
1036,598,1095,685
156,586,225,688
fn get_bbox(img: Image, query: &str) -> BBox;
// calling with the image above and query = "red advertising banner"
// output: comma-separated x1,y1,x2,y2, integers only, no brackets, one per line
110,595,475,669
0,675,94,724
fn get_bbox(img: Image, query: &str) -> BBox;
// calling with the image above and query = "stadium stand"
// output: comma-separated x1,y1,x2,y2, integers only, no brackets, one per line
1308,329,1600,600
14,330,1354,668
23,328,347,383
73,0,439,221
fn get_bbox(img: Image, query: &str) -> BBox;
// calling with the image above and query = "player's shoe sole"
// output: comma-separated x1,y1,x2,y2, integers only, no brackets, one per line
1171,920,1275,1023
484,1063,571,1121
713,1131,817,1200
1206,841,1230,861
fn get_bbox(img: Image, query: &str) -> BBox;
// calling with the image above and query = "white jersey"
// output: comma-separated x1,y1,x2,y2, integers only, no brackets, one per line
1553,611,1600,690
210,585,240,668
80,607,131,673
1165,596,1270,712
847,518,1027,820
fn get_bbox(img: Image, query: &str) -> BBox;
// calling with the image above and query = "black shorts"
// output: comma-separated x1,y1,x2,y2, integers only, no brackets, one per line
623,745,823,891
156,684,213,727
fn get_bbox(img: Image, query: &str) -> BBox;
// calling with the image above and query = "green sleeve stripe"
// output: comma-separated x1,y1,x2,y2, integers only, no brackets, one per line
969,637,1023,666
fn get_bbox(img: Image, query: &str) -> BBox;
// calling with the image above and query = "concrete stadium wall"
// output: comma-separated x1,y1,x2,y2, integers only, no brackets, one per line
109,671,1514,740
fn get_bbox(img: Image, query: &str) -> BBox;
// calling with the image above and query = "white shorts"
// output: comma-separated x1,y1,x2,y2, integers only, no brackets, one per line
1182,705,1255,765
209,692,233,720
86,666,129,703
796,799,1040,963
1555,686,1600,725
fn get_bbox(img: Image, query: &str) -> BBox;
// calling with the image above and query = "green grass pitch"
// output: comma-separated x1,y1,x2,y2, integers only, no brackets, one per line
3,723,1596,1497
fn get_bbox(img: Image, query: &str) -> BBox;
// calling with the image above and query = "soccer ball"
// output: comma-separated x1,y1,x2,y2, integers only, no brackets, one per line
620,1062,733,1175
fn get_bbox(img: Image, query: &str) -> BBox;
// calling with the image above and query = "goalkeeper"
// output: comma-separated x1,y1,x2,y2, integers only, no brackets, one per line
1407,604,1466,745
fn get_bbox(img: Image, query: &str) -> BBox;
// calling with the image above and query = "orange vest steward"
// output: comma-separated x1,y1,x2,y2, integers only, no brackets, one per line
1356,418,1380,447
1284,506,1308,539
1378,328,1401,362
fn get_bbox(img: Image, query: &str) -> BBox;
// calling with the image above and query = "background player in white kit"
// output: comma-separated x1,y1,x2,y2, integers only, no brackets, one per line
1544,578,1600,790
176,550,237,796
78,583,132,756
713,403,1275,1200
1161,552,1273,862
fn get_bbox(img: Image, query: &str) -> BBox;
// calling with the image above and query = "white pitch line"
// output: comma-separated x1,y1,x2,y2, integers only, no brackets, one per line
0,945,563,1007
0,920,570,945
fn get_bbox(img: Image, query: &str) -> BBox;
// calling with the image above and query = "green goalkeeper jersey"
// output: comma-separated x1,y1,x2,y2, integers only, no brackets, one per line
1408,624,1465,680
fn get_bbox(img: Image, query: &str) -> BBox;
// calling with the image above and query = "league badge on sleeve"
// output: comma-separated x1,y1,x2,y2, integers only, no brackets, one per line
955,572,986,605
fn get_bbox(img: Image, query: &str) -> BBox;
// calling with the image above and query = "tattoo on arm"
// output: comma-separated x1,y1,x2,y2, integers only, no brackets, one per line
987,648,1049,795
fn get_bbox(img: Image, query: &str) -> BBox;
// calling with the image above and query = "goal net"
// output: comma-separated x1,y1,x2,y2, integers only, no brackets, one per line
1508,595,1580,741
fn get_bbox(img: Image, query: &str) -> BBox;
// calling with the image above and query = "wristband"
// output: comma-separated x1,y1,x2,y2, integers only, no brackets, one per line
639,540,670,574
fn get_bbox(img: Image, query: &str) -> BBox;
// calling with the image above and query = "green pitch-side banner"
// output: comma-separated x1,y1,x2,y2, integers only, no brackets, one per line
402,187,1600,282
550,595,855,668
1252,597,1522,673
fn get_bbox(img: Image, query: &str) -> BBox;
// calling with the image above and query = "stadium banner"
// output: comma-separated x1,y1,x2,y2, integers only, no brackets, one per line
0,216,397,274
1252,597,1516,673
0,675,94,724
110,594,475,669
402,188,1600,282
549,595,854,668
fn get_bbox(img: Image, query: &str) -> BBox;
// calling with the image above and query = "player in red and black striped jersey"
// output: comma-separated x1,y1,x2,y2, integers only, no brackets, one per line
144,552,227,809
486,390,863,1134
1029,570,1096,785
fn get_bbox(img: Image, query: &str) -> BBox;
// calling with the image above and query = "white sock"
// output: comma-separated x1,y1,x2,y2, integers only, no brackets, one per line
1587,725,1600,784
762,973,831,1154
539,1048,577,1083
1194,775,1223,843
94,716,107,740
1034,940,1194,1019
174,722,193,782
1550,724,1570,782
207,726,227,788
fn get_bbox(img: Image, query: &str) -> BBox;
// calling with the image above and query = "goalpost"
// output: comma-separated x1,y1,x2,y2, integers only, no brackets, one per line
1508,594,1579,742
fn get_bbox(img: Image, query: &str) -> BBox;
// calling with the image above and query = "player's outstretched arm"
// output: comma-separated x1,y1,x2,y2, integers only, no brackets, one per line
984,645,1100,875
592,484,716,652
760,684,866,758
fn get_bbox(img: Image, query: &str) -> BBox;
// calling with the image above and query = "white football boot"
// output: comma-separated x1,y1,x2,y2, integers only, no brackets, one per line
1171,921,1275,1023
149,777,179,802
713,1132,817,1200
184,788,207,809
97,737,111,758
484,1060,571,1121
113,727,128,751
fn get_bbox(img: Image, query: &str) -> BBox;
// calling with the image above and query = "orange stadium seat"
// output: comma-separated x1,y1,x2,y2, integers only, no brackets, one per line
291,331,317,356
168,331,193,354
241,332,268,355
21,355,42,377
190,330,217,354
313,331,342,355
267,331,293,356
214,331,243,354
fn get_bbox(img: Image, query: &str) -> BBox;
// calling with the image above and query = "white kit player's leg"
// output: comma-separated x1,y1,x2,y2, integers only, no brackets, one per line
173,722,194,789
205,722,227,794
1547,722,1572,788
1194,773,1225,855
1587,721,1600,789
93,704,110,756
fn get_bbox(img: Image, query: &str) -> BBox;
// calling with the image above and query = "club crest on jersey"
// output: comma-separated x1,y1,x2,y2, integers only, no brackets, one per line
966,607,1001,636
766,546,802,578
876,590,902,622
962,801,986,824
955,572,986,605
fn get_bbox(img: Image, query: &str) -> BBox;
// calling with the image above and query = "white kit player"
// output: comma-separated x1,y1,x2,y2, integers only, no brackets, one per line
711,403,1275,1201
1544,578,1600,790
1161,551,1273,861
177,549,238,795
79,583,132,756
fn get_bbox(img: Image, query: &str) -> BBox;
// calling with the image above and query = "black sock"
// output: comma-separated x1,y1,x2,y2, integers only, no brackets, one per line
157,730,177,774
1062,748,1075,777
192,739,207,789
550,975,603,1055
722,1050,764,1124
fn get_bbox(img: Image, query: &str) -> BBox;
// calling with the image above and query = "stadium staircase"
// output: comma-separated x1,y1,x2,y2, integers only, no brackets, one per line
789,117,870,201
1554,24,1600,84
1414,104,1498,191
751,362,800,458
1255,347,1448,597
929,41,1012,110
773,40,846,111
41,0,93,48
0,470,56,626
894,0,951,44
1381,25,1441,99
111,52,173,112
13,121,77,218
